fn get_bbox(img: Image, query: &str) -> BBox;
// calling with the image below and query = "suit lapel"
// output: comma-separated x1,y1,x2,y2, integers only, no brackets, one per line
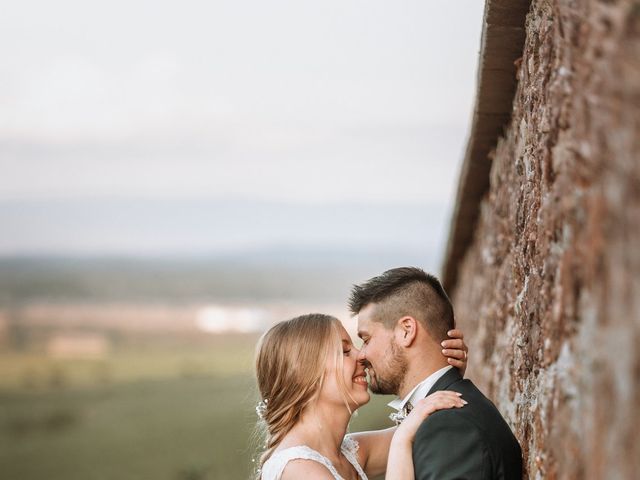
426,367,463,397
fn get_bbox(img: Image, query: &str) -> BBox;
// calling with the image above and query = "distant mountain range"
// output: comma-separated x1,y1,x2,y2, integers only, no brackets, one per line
0,197,452,304
0,248,439,305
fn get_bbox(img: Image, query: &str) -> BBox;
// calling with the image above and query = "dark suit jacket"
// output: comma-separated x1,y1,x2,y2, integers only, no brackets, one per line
412,368,522,480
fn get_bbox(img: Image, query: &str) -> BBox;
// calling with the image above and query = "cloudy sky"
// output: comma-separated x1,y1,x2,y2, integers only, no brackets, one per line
0,1,484,261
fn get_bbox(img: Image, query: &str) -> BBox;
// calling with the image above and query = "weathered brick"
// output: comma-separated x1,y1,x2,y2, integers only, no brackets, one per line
449,1,640,478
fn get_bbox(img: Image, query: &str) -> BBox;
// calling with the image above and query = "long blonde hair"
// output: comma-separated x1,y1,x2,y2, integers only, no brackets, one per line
253,313,355,474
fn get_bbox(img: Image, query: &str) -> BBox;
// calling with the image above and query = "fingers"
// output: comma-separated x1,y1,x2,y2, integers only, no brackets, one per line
447,329,464,339
414,391,467,414
441,335,469,373
447,358,466,369
398,393,467,436
427,390,465,404
441,338,465,350
442,347,466,360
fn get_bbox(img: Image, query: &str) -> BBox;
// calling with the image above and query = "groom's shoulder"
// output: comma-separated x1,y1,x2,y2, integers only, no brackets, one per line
413,397,513,459
441,377,502,412
419,379,522,454
417,399,483,434
419,379,516,440
413,405,486,453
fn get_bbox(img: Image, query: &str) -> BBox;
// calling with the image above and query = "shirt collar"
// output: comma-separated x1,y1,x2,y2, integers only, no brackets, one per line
388,365,453,411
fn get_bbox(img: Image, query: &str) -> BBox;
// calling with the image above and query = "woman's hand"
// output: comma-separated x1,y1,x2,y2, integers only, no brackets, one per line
384,392,467,480
442,329,469,376
393,391,467,445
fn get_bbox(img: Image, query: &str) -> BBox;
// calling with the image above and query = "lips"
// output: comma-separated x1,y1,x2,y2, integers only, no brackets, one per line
352,373,368,386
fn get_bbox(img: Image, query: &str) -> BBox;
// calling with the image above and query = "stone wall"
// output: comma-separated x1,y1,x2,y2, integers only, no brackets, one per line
449,1,640,478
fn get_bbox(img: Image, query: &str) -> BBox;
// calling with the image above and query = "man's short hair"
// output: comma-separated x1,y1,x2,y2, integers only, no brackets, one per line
348,267,455,342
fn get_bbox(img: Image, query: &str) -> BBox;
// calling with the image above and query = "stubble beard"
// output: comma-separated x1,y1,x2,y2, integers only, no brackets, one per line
368,339,408,395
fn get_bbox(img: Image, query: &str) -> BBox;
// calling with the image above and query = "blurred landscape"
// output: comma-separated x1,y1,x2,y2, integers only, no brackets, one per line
0,193,447,480
0,0,484,477
0,252,409,480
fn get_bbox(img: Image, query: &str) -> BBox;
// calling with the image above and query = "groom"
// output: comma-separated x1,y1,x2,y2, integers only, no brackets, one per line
350,267,522,479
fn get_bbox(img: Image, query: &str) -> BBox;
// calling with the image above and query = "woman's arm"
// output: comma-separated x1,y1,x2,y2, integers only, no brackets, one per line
350,392,466,477
349,427,396,477
385,392,467,480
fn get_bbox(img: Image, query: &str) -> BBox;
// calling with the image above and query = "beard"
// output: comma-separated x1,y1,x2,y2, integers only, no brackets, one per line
367,339,408,395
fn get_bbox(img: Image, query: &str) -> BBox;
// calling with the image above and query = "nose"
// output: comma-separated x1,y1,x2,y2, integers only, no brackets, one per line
356,345,367,364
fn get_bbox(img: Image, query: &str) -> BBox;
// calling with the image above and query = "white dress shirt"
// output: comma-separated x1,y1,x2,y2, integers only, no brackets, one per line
388,365,453,412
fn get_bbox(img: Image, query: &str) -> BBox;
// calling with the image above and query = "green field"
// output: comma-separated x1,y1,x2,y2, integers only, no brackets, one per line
0,341,393,480
0,256,408,479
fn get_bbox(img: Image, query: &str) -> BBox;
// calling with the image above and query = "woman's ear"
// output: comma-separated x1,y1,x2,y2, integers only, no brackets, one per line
396,316,418,347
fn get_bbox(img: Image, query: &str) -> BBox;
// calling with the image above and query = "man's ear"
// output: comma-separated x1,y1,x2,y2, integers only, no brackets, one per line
396,316,418,347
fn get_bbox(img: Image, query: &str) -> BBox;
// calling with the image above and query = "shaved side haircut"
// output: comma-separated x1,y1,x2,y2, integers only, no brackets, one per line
349,267,455,342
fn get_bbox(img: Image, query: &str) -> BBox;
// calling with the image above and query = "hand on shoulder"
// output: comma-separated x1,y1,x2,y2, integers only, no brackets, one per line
394,391,467,445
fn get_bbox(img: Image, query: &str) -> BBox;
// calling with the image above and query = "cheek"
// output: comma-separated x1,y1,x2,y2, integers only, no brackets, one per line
343,356,356,376
370,342,392,369
367,342,381,361
319,371,338,399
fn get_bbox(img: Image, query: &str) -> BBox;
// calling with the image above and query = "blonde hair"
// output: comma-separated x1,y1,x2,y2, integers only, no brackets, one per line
253,313,356,474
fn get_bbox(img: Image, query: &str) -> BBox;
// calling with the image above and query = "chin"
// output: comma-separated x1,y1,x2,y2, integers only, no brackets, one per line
351,392,371,410
368,378,384,395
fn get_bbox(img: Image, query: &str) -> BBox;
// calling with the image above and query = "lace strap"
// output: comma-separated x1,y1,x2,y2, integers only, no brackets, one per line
261,445,343,480
341,435,367,480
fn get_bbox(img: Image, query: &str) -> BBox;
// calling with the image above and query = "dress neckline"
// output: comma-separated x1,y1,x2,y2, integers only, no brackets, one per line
263,436,367,480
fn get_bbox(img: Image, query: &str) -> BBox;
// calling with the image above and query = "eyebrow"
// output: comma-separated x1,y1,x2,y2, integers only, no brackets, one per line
342,339,351,346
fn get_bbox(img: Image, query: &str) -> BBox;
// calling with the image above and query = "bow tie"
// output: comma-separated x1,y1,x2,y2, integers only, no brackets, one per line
389,402,413,425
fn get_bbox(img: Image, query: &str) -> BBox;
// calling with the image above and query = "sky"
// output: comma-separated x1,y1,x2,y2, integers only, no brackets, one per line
0,1,485,262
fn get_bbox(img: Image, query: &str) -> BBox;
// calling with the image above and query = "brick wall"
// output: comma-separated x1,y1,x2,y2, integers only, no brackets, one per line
450,1,640,478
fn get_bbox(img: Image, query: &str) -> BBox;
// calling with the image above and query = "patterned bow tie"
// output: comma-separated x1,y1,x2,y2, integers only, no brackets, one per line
389,402,413,425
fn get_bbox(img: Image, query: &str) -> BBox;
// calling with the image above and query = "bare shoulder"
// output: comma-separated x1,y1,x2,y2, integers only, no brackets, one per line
348,428,395,474
280,459,335,480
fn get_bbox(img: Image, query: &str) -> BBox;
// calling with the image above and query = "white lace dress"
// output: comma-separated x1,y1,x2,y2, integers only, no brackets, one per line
261,435,368,480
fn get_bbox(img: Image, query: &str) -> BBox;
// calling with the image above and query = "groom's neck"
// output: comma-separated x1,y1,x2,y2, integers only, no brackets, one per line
398,347,449,399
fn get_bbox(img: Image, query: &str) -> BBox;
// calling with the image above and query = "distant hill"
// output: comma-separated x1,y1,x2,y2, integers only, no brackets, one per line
0,197,450,304
0,248,438,305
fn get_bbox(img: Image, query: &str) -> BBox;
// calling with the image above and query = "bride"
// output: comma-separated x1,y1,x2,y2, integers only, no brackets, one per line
255,313,468,479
